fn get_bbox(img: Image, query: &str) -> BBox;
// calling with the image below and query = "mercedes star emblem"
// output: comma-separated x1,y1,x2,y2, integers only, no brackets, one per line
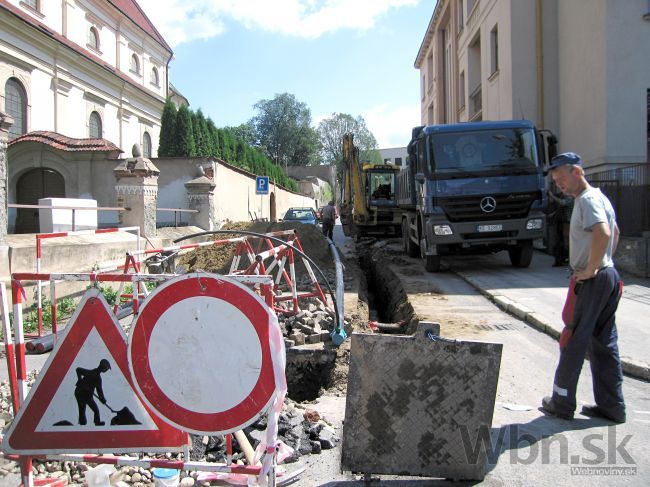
480,196,497,213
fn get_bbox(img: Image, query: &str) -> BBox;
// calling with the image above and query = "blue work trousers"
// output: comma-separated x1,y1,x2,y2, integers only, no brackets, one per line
551,266,625,417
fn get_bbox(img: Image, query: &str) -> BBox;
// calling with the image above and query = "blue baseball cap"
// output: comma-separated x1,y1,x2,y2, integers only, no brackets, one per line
549,152,582,171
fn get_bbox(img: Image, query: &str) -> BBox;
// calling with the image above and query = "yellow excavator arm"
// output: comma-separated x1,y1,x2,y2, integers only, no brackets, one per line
341,133,369,225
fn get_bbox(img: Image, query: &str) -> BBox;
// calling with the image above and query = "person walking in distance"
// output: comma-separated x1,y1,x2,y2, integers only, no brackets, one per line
321,200,337,240
540,153,625,423
75,359,111,426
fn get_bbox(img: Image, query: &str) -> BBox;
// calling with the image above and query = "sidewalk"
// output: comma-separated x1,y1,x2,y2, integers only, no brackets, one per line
447,251,650,381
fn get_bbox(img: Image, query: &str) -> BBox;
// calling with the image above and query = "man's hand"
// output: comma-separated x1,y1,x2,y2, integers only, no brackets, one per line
573,267,599,282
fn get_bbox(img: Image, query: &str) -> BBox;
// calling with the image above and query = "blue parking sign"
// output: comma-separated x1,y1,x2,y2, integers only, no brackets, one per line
256,176,269,195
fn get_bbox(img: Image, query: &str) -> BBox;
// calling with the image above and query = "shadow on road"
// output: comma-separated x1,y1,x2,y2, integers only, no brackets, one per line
485,415,608,473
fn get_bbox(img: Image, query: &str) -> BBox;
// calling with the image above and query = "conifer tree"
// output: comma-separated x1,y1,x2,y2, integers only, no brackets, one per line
158,98,177,157
175,104,196,156
193,109,211,157
206,117,219,157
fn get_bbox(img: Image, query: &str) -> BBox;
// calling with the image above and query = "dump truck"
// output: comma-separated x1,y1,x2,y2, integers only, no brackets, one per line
339,133,402,239
398,120,557,272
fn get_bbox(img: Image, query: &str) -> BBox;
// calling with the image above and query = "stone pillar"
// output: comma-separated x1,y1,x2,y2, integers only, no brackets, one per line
185,175,217,231
114,144,160,238
0,112,13,282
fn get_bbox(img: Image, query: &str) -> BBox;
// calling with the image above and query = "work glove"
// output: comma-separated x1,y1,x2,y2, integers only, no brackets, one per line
559,326,573,350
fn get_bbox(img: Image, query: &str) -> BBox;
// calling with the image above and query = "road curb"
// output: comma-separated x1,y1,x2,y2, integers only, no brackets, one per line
455,271,650,382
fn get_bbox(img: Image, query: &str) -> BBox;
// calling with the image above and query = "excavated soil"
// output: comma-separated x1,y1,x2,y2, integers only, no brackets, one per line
177,221,335,275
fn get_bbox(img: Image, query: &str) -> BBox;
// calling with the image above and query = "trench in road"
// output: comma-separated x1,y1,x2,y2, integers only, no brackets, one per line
286,242,418,402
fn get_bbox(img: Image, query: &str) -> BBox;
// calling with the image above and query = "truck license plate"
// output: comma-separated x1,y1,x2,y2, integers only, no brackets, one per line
477,224,503,232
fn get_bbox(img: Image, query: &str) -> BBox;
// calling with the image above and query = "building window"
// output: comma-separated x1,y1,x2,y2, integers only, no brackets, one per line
23,0,39,11
395,157,403,166
427,52,434,91
5,78,27,140
88,27,99,51
458,0,464,31
421,74,425,101
143,132,152,158
89,111,102,138
150,67,159,86
490,25,499,75
459,71,466,109
130,54,140,75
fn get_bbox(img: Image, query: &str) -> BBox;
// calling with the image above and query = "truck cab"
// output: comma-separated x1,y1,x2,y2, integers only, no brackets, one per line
399,120,554,271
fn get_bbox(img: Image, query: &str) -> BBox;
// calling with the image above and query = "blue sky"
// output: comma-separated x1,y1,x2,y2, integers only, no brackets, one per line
138,1,436,148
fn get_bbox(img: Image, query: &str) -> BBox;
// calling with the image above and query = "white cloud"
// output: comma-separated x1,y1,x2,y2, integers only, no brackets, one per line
138,0,419,46
363,103,420,148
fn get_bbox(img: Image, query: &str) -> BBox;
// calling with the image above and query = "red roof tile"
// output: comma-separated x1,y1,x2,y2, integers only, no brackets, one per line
106,0,172,53
9,131,123,156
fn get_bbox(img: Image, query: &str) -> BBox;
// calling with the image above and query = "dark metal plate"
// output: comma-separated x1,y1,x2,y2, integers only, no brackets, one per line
341,322,502,480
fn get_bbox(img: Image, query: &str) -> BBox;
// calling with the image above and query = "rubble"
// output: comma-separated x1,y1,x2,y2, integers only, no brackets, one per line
0,378,340,486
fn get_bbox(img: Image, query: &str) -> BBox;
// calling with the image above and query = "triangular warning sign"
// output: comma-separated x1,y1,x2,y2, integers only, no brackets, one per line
2,289,188,454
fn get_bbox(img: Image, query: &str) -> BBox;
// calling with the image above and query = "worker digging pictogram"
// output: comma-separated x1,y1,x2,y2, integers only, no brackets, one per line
2,288,188,456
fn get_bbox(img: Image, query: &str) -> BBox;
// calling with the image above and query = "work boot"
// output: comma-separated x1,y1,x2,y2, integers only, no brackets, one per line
94,421,105,426
540,396,574,420
581,405,626,424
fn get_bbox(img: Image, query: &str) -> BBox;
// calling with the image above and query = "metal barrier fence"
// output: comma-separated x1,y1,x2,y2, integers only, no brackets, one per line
156,207,198,228
587,164,650,236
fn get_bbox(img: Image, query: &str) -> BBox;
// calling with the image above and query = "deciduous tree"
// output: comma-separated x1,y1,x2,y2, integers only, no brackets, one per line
250,93,320,169
317,113,382,180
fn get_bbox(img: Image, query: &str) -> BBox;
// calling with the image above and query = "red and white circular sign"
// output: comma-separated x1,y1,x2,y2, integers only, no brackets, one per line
127,273,276,434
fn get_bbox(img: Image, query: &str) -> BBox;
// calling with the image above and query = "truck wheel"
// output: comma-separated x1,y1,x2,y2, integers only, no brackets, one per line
402,220,419,257
508,241,533,268
425,255,441,272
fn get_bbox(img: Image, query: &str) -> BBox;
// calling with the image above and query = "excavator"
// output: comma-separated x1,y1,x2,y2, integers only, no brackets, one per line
339,133,402,239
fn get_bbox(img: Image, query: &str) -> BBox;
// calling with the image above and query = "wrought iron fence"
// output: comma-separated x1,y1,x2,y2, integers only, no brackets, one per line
587,164,650,236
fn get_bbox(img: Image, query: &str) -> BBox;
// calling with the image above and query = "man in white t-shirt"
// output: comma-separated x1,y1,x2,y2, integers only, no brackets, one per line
540,152,626,423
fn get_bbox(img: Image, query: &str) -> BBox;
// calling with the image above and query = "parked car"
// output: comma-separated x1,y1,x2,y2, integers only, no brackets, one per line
281,207,319,225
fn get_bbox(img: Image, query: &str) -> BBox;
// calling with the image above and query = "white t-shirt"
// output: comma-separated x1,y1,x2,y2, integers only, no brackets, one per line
569,187,616,271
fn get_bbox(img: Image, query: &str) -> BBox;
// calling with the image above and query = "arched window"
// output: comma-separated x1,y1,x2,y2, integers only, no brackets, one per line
4,78,27,140
142,132,152,158
150,67,159,86
130,54,140,75
88,27,99,50
89,111,102,138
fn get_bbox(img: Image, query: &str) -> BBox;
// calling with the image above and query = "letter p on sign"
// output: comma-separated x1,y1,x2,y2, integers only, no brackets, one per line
256,176,269,195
